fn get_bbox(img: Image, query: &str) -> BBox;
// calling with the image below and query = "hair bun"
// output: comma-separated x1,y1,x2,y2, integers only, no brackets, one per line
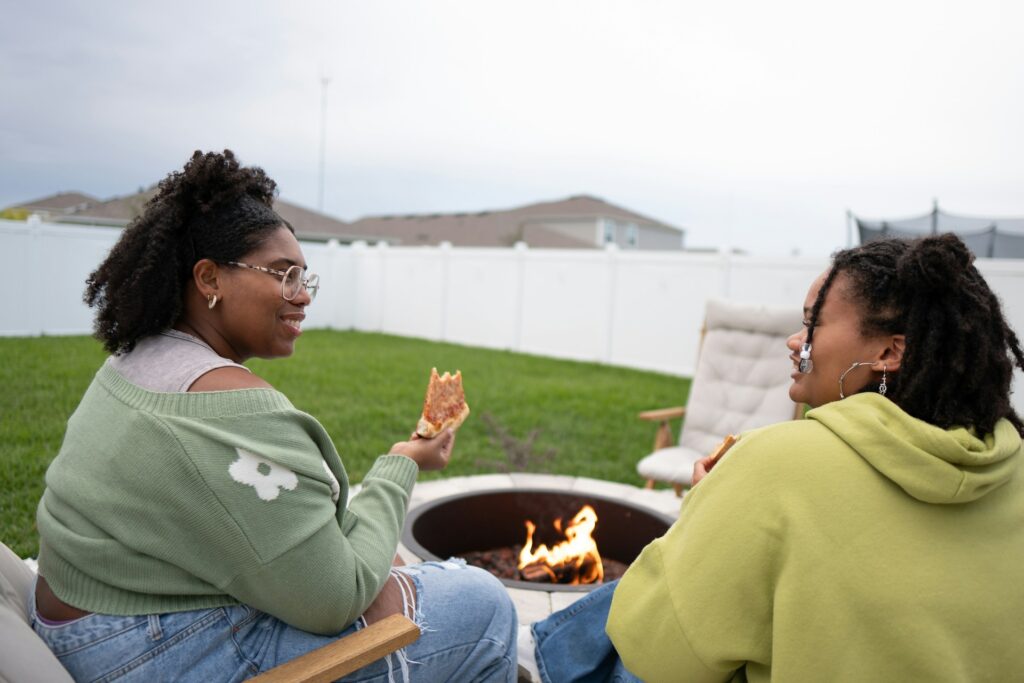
148,150,275,227
896,233,974,295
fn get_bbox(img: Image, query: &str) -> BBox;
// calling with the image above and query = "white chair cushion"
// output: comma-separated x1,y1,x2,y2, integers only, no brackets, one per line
638,299,801,487
0,542,74,682
636,445,704,486
704,298,799,337
680,326,796,455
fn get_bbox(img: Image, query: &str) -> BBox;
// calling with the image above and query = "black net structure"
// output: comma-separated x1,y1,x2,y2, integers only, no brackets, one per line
853,203,1024,259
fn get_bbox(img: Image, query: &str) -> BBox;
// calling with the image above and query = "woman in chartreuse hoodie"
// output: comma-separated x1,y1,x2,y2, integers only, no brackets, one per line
521,233,1024,683
608,233,1024,682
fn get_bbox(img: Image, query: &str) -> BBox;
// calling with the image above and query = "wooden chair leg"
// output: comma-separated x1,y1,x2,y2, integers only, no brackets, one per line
653,420,674,451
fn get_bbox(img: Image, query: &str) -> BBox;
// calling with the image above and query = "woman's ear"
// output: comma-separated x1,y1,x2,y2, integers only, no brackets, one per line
192,259,221,299
875,334,906,373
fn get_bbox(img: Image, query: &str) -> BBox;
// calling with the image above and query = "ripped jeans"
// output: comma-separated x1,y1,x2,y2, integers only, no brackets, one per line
31,560,517,683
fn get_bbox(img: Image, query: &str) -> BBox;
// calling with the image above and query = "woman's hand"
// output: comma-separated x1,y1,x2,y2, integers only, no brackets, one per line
389,429,455,471
691,435,737,488
691,453,718,487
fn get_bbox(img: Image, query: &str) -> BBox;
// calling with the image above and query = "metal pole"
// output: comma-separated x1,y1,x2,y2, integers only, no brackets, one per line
931,198,938,235
318,76,330,212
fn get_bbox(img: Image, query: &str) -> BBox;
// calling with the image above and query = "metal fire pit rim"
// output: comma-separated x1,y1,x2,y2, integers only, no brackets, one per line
400,486,675,593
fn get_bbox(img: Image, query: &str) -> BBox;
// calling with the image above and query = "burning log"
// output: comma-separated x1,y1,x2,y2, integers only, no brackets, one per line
520,563,557,583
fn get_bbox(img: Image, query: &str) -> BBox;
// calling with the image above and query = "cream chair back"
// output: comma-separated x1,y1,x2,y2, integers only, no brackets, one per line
678,299,801,455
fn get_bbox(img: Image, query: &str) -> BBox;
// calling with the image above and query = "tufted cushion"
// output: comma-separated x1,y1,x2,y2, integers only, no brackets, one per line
0,542,74,683
637,299,801,487
635,445,706,485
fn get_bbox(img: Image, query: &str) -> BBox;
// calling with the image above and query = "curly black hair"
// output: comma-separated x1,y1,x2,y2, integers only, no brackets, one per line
85,150,292,355
804,233,1024,435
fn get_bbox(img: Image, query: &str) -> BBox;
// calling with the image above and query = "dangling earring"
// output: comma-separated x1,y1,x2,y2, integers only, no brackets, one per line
208,294,218,310
878,365,887,396
838,361,875,399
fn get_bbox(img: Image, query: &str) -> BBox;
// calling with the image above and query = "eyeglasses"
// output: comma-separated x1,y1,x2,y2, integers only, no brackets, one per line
226,262,320,302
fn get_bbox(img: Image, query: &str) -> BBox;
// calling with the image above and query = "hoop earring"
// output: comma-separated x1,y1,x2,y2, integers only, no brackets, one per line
207,294,218,310
879,365,887,396
838,361,875,399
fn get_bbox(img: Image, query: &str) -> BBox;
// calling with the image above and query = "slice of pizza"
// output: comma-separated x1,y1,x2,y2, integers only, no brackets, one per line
706,434,737,466
416,368,471,438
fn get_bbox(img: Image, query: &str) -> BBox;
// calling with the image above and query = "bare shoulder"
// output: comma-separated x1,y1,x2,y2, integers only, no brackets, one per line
188,366,274,392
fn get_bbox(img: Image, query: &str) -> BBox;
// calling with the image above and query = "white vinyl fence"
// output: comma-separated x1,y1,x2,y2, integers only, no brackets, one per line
8,218,1024,401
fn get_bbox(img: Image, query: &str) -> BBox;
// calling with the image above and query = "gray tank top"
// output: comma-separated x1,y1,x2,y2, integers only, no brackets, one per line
108,329,250,393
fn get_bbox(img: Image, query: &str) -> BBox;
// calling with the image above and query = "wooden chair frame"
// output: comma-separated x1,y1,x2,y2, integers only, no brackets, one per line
251,613,419,682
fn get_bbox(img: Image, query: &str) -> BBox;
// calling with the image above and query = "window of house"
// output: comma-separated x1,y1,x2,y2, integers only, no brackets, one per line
603,219,617,244
625,223,638,248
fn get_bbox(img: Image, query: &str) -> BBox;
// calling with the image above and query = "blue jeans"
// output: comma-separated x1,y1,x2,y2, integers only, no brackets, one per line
32,560,517,682
532,580,640,683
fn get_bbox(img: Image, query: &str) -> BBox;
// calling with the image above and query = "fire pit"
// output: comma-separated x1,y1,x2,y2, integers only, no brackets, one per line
401,488,674,592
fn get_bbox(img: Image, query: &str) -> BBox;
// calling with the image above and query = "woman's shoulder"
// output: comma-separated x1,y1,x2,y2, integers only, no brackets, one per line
188,366,273,392
738,416,838,455
718,417,854,479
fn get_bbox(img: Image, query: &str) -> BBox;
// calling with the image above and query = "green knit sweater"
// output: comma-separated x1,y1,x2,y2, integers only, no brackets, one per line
36,363,419,635
608,393,1024,682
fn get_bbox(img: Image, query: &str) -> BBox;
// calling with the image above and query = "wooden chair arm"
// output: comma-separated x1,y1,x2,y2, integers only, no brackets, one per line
637,406,686,422
249,614,420,683
637,406,686,454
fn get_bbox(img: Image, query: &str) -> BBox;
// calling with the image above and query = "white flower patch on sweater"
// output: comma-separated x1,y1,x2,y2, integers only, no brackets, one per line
229,448,299,501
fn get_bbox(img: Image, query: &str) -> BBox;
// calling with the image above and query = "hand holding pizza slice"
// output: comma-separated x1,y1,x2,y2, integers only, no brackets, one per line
416,368,471,438
691,434,737,487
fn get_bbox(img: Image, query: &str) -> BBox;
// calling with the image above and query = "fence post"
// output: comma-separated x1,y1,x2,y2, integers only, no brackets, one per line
325,238,339,330
513,241,528,352
439,241,452,341
605,242,620,364
376,241,389,333
350,240,367,331
28,215,43,336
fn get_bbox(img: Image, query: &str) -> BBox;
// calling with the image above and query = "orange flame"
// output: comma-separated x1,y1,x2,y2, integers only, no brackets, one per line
518,505,604,585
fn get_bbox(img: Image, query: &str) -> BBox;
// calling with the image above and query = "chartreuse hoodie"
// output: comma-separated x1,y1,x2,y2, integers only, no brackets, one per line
37,363,418,635
608,393,1024,682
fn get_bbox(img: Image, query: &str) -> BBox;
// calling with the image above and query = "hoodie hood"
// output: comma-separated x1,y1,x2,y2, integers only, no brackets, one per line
809,393,1021,504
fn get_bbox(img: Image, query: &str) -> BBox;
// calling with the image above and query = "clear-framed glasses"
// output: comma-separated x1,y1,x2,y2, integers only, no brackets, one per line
226,261,320,302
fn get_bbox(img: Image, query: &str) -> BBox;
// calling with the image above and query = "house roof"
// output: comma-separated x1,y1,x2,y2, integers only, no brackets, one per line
346,194,682,247
6,188,364,242
8,191,99,214
5,189,682,248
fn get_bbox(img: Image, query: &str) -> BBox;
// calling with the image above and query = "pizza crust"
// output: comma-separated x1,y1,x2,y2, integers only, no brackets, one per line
707,434,737,465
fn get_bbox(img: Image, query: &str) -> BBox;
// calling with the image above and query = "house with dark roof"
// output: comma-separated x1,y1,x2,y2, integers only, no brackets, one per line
4,190,685,250
346,195,685,249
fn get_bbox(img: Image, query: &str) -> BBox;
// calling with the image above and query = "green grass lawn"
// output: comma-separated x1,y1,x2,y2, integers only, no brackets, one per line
1,330,689,558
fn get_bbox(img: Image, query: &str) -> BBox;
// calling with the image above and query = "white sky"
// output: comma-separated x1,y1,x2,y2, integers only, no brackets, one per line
3,0,1023,255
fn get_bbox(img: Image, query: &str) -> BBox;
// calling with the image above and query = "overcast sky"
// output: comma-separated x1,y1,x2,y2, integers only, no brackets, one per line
3,1,1022,255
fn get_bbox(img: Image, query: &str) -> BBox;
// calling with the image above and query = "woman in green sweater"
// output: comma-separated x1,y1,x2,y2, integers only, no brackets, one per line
525,233,1024,682
32,150,517,682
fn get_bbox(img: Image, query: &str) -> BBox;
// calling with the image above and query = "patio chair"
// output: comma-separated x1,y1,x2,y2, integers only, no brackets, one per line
0,541,418,683
636,298,802,494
